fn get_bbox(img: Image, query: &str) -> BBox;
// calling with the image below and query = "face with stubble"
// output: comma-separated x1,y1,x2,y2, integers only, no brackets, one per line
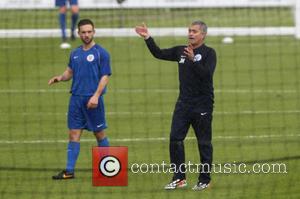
188,24,206,47
78,24,95,45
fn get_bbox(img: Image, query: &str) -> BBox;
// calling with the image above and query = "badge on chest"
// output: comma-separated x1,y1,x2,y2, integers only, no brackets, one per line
87,54,95,62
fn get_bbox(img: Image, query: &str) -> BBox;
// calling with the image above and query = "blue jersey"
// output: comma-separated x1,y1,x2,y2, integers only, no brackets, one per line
68,44,111,96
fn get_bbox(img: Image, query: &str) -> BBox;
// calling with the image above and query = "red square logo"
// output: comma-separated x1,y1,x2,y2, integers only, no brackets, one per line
92,146,128,186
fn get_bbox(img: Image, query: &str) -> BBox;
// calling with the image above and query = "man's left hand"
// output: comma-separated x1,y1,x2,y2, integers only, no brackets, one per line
184,44,195,61
87,95,99,109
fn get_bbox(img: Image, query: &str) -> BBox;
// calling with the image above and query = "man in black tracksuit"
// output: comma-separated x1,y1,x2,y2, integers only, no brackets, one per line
135,21,216,191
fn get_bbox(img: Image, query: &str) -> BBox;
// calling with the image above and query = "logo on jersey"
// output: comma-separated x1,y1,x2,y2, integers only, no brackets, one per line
193,54,202,62
179,56,186,64
87,54,95,62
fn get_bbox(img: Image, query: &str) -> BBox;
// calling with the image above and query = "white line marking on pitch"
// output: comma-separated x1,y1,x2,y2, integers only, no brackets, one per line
0,134,299,144
0,88,298,94
1,110,299,116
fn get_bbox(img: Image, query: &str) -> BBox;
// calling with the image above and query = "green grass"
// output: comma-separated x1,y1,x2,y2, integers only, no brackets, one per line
0,35,300,199
0,7,294,29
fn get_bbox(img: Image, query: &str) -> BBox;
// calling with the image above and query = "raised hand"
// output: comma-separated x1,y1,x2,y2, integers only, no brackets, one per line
184,43,195,61
135,23,150,39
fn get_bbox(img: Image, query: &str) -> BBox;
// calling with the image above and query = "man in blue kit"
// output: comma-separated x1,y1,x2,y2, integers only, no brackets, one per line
49,19,111,180
55,0,79,49
136,21,216,191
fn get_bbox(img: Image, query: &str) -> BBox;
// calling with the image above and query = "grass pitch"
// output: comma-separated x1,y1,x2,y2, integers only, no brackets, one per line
0,7,299,199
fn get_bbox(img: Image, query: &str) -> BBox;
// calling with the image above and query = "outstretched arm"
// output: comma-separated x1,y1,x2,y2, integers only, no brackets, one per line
135,23,177,61
48,67,73,85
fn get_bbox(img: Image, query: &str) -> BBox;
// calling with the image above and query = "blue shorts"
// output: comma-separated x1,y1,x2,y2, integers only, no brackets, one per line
68,95,107,132
55,0,78,7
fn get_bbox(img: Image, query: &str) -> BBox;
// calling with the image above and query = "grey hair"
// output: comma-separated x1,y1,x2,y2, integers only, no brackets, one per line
191,21,207,33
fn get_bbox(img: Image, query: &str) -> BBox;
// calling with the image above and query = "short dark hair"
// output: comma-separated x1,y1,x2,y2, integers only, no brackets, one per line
191,21,207,33
78,19,94,30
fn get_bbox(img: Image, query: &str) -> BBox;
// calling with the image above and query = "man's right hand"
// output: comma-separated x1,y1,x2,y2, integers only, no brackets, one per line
135,23,150,39
48,76,62,85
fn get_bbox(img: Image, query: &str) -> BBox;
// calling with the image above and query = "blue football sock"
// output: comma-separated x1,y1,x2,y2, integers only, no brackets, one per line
66,141,80,173
97,137,109,147
71,13,79,34
59,13,66,41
